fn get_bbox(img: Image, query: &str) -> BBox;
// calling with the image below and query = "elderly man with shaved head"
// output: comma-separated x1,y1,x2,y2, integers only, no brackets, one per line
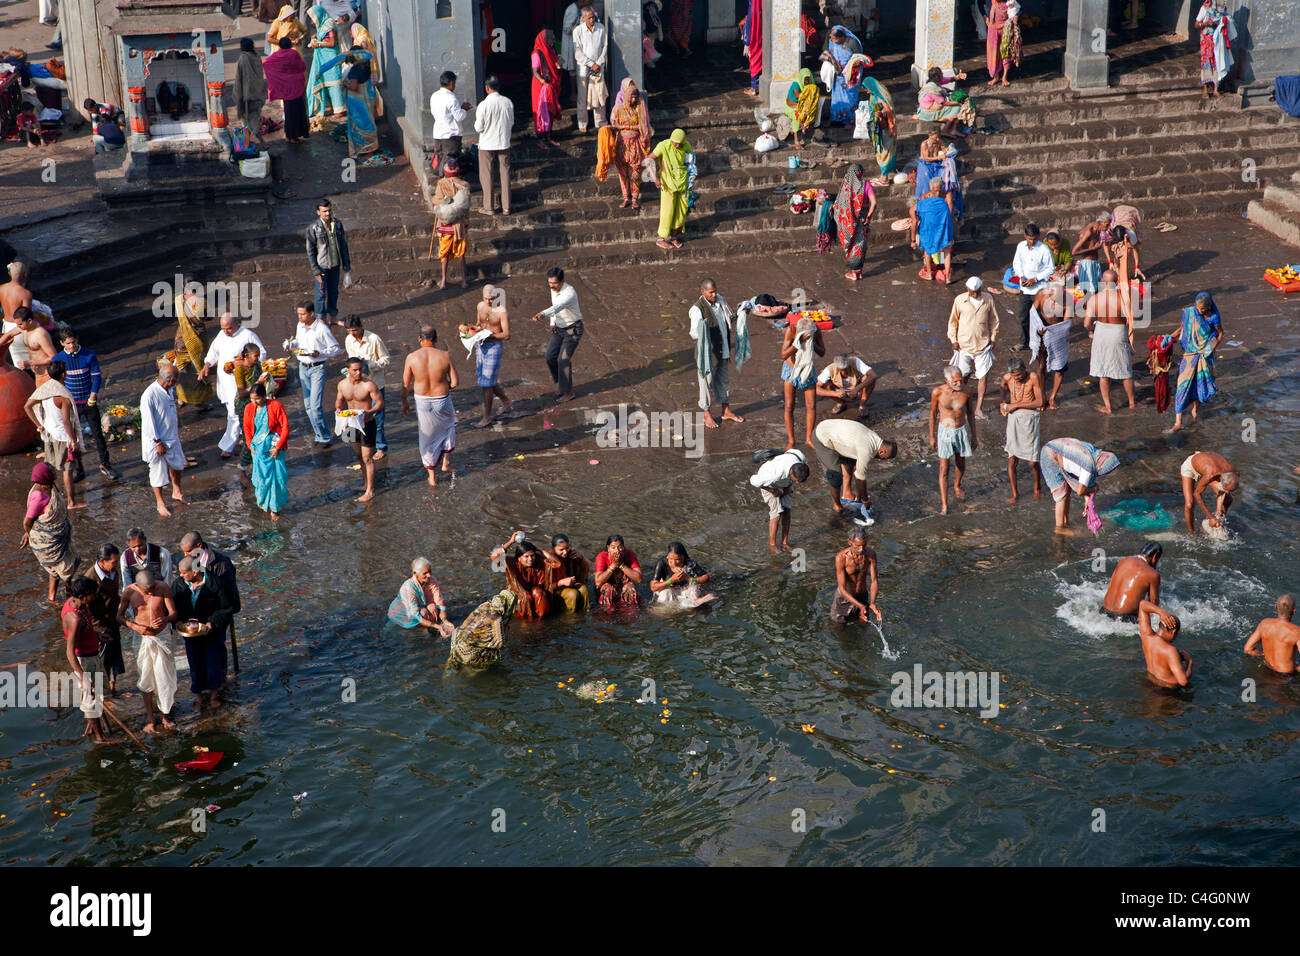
468,283,512,428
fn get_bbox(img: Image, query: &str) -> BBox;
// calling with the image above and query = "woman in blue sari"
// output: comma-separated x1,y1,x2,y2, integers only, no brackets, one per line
821,26,863,124
243,383,289,519
319,49,378,155
306,4,345,119
1169,292,1221,432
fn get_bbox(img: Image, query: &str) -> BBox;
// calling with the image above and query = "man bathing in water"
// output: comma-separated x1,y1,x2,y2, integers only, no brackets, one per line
831,527,880,624
1243,595,1300,675
1179,450,1238,536
1101,541,1172,626
336,356,384,501
999,357,1042,502
401,326,458,487
1139,599,1190,689
929,365,977,515
467,284,513,428
118,570,178,733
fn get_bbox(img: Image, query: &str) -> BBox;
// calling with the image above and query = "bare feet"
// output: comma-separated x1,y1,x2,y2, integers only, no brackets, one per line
437,279,446,290
1047,400,1060,410
721,410,744,423
161,715,176,729
555,390,577,403
953,486,966,500
657,239,674,250
474,417,493,428
143,723,155,735
845,271,860,281
768,542,779,554
156,503,171,517
974,411,989,421
426,469,438,487
270,511,280,521
1007,494,1018,504
702,412,719,429
373,449,386,460
172,490,185,502
355,490,375,502
941,503,949,515
67,501,88,510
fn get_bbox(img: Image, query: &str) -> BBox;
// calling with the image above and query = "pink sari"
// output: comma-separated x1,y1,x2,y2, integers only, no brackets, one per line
987,0,1009,78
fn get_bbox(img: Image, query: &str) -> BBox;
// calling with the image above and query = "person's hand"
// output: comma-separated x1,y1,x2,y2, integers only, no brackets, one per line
460,101,471,110
154,439,167,454
202,622,213,635
956,71,967,80
531,312,544,322
401,400,410,418
671,568,687,584
870,603,882,623
1207,515,1220,528
310,350,321,358
197,366,209,380
1000,402,1009,416
929,435,937,450
1158,608,1178,631
269,446,279,459
18,532,28,548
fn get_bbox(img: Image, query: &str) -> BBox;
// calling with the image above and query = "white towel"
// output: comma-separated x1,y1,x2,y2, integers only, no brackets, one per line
136,632,178,713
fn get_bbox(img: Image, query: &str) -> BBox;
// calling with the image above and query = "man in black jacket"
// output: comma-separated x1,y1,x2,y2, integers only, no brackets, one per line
305,198,351,323
179,531,241,678
172,556,233,711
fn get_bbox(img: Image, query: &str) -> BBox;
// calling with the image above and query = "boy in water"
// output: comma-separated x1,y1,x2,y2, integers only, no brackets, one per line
1138,599,1190,689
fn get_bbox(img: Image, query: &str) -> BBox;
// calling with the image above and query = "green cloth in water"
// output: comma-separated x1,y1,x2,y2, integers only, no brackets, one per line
1101,498,1176,530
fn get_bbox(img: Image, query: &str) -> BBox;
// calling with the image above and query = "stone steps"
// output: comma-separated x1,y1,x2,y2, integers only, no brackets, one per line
1246,171,1300,250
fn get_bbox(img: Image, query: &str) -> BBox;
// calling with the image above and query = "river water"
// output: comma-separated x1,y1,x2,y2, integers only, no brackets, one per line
4,232,1300,864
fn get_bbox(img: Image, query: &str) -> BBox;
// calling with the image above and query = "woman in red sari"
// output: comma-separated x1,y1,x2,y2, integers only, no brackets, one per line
668,0,693,57
832,163,876,281
530,29,561,148
610,78,653,209
490,533,552,619
741,0,762,96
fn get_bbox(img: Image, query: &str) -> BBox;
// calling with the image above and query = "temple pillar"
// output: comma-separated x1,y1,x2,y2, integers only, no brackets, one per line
912,0,955,87
126,84,149,148
606,0,643,94
707,1,736,44
764,0,801,114
1063,0,1109,90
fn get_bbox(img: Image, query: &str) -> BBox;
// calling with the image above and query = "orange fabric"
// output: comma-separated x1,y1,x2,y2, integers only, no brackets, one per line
595,126,617,182
242,398,290,452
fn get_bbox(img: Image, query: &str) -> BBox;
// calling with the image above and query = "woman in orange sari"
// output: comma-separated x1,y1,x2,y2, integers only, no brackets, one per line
490,533,552,619
171,287,214,408
610,78,653,209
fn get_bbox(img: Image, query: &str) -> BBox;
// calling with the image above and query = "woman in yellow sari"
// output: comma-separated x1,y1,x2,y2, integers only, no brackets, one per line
172,288,214,408
265,5,308,56
784,68,821,149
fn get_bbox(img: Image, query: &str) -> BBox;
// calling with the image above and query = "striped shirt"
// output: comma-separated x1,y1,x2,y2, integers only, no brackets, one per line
52,347,103,405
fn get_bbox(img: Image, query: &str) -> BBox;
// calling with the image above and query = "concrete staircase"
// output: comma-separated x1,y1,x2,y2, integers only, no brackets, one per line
8,29,1300,348
1247,170,1300,249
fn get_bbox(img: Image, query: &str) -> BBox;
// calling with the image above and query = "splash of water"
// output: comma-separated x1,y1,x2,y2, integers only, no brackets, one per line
869,620,900,660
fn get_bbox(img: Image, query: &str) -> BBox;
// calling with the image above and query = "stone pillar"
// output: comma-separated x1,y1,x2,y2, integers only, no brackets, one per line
765,0,801,113
126,85,149,148
912,0,955,87
1063,0,1109,90
1237,0,1300,85
606,0,643,94
419,0,482,146
708,1,736,44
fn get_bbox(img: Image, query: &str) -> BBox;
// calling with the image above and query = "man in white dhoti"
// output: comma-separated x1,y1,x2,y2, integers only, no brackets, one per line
572,6,608,133
141,361,187,517
401,326,459,487
118,569,178,734
199,312,266,458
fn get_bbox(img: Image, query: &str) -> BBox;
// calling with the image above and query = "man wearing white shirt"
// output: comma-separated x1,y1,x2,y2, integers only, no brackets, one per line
572,7,608,133
288,300,342,446
1011,223,1054,351
141,362,186,517
530,266,584,402
337,314,391,459
474,75,514,216
688,278,745,428
749,448,810,553
200,313,266,459
429,70,470,173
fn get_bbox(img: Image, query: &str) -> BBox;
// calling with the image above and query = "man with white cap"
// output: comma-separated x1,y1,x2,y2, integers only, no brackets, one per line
947,275,998,419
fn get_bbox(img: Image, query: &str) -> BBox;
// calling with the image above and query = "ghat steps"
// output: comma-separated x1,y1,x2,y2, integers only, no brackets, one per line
7,30,1300,347
1246,170,1300,249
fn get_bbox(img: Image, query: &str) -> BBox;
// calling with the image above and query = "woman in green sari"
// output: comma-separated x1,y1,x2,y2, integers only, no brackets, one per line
784,68,821,149
650,128,693,250
306,4,345,119
858,75,897,184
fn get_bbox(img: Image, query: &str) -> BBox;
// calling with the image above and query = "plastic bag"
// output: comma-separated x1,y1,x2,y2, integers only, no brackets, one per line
755,133,779,152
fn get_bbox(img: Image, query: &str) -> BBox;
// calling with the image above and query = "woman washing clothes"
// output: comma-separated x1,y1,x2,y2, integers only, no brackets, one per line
649,542,716,608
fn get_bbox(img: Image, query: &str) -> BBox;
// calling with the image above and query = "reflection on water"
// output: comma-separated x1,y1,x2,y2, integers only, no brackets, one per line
1,372,1299,865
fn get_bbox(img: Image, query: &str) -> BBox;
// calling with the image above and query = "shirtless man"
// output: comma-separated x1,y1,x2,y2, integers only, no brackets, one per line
1138,599,1190,689
1031,281,1072,409
1243,595,1300,675
1179,450,1238,535
118,570,178,733
1083,269,1135,414
401,326,458,486
929,365,977,515
999,357,1043,502
0,306,57,374
831,527,881,624
467,284,512,427
1069,212,1109,294
0,261,34,324
1101,541,1172,626
336,356,384,501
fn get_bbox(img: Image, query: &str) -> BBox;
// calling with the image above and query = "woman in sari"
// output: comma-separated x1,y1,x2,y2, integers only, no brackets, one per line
1196,0,1236,98
265,35,309,143
610,78,652,208
306,5,345,119
649,542,715,608
668,0,693,57
172,287,214,408
265,5,308,55
389,557,455,637
821,26,863,124
740,0,762,96
650,128,693,250
986,0,1019,86
857,75,896,182
350,22,382,108
833,164,876,282
321,49,377,155
242,383,289,519
530,29,561,148
489,533,551,619
447,589,517,671
784,68,821,149
1169,292,1221,432
544,533,590,613
917,66,974,139
21,463,77,604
